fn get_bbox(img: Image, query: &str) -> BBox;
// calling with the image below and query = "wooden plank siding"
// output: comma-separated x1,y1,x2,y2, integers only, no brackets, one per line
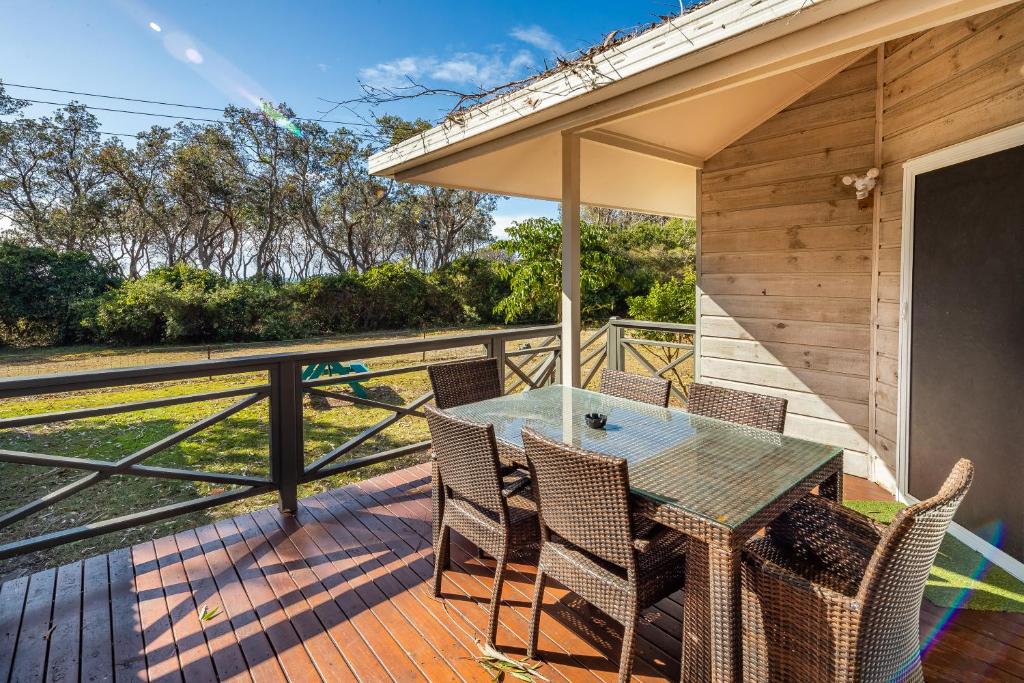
697,1,1024,486
870,0,1024,480
1,464,1018,682
699,51,878,474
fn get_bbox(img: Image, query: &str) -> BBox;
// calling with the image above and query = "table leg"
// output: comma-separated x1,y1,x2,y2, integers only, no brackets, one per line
819,470,843,501
682,538,741,683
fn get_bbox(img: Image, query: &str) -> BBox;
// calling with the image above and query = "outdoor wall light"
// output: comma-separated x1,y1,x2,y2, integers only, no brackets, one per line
842,167,880,208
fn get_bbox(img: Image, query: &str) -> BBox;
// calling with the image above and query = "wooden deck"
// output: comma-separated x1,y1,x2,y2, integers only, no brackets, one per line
0,465,1020,682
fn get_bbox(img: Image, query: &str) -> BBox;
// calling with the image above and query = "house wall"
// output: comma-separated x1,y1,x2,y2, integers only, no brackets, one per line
872,2,1024,487
696,1,1024,487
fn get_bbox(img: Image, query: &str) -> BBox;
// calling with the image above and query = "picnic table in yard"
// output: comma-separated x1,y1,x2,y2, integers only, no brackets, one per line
301,360,370,397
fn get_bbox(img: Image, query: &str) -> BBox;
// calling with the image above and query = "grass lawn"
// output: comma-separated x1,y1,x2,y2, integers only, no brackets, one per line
0,326,691,582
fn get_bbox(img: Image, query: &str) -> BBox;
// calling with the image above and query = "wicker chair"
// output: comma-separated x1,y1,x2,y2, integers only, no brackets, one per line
599,369,672,407
428,356,527,531
428,357,503,409
424,406,538,646
686,382,788,433
740,459,974,683
521,427,688,683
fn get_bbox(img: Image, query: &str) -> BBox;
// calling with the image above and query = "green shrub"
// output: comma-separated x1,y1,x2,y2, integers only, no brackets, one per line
432,255,510,324
87,267,308,345
86,277,173,345
626,270,696,326
493,218,632,325
360,262,460,330
0,242,118,345
206,280,305,341
291,272,368,334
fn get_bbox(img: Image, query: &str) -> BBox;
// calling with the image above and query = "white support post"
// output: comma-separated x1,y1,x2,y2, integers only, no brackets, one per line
560,132,582,387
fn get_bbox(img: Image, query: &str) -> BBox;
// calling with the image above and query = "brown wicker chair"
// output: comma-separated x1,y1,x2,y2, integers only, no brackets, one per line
686,382,788,433
428,357,503,409
522,427,688,683
599,369,672,407
425,406,538,646
740,459,974,683
428,356,526,529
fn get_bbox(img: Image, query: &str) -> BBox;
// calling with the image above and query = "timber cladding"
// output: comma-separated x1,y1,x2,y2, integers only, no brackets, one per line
697,1,1024,485
699,51,878,475
873,2,1024,478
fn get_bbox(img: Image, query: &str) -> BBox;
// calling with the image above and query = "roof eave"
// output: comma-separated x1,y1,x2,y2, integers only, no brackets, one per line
368,0,864,176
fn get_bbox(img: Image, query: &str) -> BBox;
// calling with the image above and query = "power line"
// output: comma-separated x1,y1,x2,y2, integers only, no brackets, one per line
14,99,391,143
21,98,224,124
3,82,377,128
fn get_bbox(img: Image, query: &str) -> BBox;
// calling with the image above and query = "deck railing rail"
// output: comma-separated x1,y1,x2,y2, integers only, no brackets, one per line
0,319,691,560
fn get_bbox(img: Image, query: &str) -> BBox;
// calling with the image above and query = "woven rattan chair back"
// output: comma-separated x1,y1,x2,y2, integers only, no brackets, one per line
522,427,636,570
599,369,671,407
424,406,506,517
428,357,503,409
855,458,974,682
686,382,787,433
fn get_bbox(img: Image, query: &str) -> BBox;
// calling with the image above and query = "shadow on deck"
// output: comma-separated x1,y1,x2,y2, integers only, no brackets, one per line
0,465,1020,682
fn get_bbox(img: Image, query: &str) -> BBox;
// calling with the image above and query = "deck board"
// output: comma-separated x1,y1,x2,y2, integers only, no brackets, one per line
0,465,1020,682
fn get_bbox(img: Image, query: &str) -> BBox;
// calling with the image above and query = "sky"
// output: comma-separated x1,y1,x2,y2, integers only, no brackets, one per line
0,0,683,236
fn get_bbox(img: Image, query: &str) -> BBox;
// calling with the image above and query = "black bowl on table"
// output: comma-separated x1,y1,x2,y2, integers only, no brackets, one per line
584,413,608,429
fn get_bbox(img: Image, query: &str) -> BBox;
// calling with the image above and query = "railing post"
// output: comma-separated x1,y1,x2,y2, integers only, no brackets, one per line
485,335,507,393
270,359,303,513
607,317,624,372
553,330,562,386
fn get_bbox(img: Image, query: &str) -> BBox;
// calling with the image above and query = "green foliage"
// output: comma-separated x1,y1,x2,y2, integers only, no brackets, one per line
83,260,470,346
0,242,118,345
360,261,461,329
432,255,510,324
492,218,629,324
4,211,699,348
626,271,697,387
612,218,696,293
86,276,172,345
86,265,306,345
626,270,697,326
291,272,368,335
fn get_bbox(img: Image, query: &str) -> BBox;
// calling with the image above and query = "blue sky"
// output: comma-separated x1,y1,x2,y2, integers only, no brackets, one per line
0,0,677,235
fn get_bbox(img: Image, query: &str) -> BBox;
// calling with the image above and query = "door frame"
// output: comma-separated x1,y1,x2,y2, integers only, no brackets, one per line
898,121,1024,581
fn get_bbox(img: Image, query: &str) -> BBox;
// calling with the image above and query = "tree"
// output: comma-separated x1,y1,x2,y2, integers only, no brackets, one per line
406,187,496,271
0,242,117,344
492,217,631,324
97,127,174,277
626,271,696,388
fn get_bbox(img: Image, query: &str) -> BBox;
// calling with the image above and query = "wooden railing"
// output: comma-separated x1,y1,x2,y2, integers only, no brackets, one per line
605,317,696,404
0,319,691,560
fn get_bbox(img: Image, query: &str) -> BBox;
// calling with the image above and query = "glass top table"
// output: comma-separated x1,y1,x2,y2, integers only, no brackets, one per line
444,384,843,531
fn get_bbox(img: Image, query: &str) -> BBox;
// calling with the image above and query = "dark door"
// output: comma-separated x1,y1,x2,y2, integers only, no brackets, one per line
909,142,1024,561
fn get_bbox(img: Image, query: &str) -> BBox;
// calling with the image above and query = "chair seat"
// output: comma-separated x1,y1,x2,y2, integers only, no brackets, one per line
748,495,885,598
744,536,862,597
543,526,688,611
446,490,539,549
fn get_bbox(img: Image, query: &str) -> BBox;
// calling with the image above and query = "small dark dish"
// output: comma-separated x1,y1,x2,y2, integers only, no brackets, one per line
584,413,608,429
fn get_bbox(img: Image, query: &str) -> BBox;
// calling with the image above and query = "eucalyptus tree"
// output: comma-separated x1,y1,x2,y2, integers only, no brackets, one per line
0,95,108,251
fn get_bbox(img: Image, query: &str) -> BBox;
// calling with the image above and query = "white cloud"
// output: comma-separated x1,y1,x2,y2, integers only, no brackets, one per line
510,25,565,55
361,50,535,89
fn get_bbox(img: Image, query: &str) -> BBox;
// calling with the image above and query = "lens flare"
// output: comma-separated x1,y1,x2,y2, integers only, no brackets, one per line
260,101,303,138
893,520,1006,681
148,21,161,32
184,47,204,64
